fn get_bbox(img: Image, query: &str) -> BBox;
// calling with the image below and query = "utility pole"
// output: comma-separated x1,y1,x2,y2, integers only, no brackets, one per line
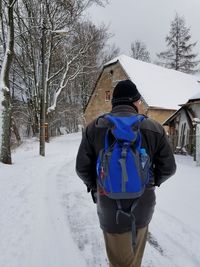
39,3,46,156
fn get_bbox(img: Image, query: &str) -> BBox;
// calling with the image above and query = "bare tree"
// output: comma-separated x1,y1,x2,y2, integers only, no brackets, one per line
0,0,17,164
10,0,110,151
72,22,115,111
157,13,199,74
130,40,151,62
101,44,120,64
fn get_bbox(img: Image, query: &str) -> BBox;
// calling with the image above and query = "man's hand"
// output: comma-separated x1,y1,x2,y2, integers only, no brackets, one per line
91,189,97,203
87,186,97,203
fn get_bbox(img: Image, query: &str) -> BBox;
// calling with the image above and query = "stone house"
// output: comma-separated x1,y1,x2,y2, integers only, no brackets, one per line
163,93,200,155
84,55,200,127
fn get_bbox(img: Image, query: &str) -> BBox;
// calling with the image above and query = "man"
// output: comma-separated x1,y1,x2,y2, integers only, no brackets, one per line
76,80,176,267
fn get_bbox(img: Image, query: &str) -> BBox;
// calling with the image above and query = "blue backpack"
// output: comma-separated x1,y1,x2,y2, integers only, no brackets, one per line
96,114,151,247
96,114,150,199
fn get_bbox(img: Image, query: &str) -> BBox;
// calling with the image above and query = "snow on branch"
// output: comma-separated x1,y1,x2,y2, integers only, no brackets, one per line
10,0,17,8
47,44,89,113
47,63,80,113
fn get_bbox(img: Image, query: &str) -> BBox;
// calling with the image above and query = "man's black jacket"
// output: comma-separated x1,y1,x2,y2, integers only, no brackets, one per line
76,105,176,233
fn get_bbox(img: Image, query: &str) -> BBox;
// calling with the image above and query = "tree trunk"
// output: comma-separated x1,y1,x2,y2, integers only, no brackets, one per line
39,12,46,156
0,0,16,164
12,118,21,144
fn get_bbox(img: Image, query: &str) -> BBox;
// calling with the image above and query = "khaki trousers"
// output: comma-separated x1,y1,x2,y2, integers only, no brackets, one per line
103,226,148,267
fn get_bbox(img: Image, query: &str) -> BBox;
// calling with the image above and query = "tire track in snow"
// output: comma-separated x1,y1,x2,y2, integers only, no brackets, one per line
30,155,87,267
150,208,200,267
57,159,108,267
147,232,165,256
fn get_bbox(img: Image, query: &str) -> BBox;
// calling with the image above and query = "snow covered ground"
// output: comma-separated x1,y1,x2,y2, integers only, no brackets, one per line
0,133,200,267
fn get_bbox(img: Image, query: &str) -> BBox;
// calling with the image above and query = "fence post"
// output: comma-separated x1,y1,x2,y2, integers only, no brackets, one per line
193,118,200,166
196,122,200,167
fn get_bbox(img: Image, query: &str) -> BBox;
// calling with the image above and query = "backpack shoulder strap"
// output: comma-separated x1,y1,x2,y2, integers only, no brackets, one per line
95,113,112,128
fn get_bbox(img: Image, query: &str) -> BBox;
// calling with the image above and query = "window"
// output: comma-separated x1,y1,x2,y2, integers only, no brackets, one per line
105,91,111,101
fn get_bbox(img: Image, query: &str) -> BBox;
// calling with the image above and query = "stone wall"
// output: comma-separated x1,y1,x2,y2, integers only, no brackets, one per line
147,107,176,125
84,63,127,124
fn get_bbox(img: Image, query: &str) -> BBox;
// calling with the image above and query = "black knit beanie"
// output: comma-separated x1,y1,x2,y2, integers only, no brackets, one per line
112,80,141,107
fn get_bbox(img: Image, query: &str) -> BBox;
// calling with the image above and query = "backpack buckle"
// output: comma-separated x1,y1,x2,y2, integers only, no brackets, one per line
121,143,129,158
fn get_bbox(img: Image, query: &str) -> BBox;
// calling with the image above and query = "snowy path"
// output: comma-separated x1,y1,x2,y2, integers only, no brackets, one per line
62,150,200,267
29,161,87,267
0,135,87,267
0,133,200,267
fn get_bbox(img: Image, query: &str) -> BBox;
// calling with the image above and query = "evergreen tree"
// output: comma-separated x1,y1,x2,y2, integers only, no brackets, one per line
130,40,151,62
157,13,199,74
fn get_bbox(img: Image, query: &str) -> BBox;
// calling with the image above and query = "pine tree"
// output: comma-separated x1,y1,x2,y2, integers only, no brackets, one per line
130,40,151,62
157,13,199,74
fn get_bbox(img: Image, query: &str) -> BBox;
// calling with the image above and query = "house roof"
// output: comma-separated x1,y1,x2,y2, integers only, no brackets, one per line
162,108,182,125
188,92,200,101
105,55,200,110
162,105,195,126
163,90,200,125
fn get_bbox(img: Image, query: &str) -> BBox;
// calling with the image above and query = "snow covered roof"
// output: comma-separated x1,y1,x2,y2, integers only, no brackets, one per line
105,55,200,110
188,92,200,101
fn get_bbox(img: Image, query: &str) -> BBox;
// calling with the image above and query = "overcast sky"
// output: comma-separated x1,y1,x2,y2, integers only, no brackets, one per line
87,0,200,61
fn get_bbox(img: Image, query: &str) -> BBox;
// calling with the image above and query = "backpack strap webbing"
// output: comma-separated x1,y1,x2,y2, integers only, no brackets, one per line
118,144,129,192
116,199,139,248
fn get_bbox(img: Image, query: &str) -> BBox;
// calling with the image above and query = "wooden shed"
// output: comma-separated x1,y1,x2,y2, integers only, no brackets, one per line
163,93,200,155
